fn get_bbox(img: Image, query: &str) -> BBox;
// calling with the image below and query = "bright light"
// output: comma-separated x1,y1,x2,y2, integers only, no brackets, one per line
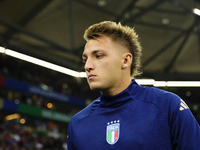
79,72,87,78
154,81,167,87
47,103,53,108
0,46,5,53
4,49,82,78
5,113,20,121
135,79,200,87
193,8,200,16
135,79,167,87
135,79,155,85
20,118,26,124
167,81,200,87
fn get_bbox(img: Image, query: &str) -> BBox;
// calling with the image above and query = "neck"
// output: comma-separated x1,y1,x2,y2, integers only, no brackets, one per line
101,78,132,96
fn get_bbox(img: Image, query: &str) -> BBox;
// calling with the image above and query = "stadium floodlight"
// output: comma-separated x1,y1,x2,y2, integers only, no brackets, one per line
0,46,5,53
193,8,200,16
4,48,81,78
135,79,155,85
167,81,200,87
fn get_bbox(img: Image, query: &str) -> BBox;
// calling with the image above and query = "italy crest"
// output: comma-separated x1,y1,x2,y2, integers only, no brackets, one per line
106,120,120,145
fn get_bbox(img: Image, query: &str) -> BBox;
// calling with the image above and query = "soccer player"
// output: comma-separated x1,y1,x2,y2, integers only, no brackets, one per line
67,21,200,149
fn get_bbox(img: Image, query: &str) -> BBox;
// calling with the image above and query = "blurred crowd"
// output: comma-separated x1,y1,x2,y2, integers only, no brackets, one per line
0,122,68,150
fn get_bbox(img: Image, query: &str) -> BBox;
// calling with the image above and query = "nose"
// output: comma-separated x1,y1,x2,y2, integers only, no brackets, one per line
84,58,94,72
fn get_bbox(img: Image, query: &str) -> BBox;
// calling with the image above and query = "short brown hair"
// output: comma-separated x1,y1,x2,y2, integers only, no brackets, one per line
84,21,142,78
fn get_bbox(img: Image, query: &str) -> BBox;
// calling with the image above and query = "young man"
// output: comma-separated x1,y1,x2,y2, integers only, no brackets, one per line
67,21,200,149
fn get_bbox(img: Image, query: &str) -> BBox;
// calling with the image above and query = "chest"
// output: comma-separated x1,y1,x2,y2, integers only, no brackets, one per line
73,102,172,150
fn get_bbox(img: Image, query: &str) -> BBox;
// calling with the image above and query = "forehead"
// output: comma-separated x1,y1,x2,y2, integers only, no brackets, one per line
83,36,116,56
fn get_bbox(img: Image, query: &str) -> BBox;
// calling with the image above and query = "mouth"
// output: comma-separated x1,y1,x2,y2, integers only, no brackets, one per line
88,74,96,80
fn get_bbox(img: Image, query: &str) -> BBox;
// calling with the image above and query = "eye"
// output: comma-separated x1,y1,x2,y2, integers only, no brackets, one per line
96,54,103,59
82,59,87,63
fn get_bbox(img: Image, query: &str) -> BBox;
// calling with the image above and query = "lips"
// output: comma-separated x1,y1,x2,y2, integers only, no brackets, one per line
88,74,96,80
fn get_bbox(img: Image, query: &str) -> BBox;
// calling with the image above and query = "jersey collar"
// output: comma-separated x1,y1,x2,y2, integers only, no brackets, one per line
99,80,138,108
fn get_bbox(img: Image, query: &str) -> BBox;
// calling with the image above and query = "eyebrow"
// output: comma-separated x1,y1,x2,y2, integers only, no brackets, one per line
82,50,104,58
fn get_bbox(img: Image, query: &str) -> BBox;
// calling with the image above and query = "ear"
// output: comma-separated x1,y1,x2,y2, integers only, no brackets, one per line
122,53,132,69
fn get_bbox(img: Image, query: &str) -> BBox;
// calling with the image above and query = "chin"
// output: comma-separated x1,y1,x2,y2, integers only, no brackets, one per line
89,86,101,91
89,83,103,91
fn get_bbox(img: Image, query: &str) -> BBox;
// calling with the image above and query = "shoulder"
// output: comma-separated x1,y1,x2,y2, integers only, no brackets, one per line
134,85,183,120
150,87,180,105
69,98,100,125
147,87,183,117
136,85,196,127
134,84,181,107
67,98,100,149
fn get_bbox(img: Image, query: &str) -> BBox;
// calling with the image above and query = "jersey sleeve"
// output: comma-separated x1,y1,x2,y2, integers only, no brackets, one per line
168,94,200,149
67,121,76,150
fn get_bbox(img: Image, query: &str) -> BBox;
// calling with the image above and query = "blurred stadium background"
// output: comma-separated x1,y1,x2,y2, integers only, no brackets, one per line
0,0,200,149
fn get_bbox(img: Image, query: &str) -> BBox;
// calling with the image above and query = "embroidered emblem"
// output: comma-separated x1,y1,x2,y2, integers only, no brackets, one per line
106,120,120,145
180,99,189,111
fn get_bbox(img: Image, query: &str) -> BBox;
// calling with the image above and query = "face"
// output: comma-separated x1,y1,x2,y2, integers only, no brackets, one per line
82,36,125,95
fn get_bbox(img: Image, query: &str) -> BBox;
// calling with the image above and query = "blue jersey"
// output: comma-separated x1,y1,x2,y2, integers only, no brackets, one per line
67,80,200,150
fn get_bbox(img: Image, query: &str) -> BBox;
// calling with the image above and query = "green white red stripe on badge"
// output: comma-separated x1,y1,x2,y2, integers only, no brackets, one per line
107,128,119,143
